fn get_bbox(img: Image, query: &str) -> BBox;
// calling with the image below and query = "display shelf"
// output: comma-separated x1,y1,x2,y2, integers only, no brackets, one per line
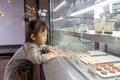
63,30,120,45
50,0,120,80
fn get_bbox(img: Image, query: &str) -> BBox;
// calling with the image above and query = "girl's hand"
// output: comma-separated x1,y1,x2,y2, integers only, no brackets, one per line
48,53,56,59
47,49,58,59
47,49,58,55
47,52,58,59
54,49,67,57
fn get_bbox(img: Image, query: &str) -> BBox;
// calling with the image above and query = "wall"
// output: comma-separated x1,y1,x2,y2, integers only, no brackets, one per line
0,0,25,46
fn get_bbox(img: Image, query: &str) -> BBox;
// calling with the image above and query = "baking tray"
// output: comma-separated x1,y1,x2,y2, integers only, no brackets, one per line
92,55,120,64
80,54,120,64
80,55,99,64
96,63,120,78
87,51,107,56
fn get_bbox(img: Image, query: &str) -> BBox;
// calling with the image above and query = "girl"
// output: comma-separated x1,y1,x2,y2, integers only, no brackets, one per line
4,20,57,80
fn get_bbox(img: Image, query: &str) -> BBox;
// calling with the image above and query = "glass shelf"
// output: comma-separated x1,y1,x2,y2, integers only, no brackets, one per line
63,30,120,45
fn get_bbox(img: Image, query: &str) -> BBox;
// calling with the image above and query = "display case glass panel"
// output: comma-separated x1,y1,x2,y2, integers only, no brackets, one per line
50,0,120,79
50,0,93,52
50,0,120,54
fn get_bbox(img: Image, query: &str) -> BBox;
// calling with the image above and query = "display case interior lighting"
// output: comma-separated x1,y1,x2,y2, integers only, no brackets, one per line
7,0,11,3
53,17,64,22
70,0,119,17
53,0,67,12
0,11,4,17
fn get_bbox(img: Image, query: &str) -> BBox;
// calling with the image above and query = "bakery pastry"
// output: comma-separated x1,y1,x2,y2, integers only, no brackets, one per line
96,67,102,71
107,63,114,67
101,70,107,75
109,69,116,73
104,66,110,70
112,66,118,70
100,64,106,67
117,68,120,72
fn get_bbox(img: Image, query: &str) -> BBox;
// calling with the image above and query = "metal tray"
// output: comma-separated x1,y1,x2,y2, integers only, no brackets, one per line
80,54,120,64
96,63,120,78
92,55,120,64
87,51,107,56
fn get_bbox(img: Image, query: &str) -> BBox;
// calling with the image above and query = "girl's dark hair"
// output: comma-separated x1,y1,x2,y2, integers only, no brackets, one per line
25,20,48,42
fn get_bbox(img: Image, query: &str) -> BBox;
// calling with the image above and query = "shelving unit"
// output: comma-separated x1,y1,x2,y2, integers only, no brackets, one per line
63,30,120,45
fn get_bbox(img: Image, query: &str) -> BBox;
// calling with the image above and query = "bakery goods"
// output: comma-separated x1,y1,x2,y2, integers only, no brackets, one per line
100,64,106,67
109,69,116,73
117,67,120,72
104,66,110,70
112,66,118,70
107,63,114,67
101,70,107,75
96,67,102,71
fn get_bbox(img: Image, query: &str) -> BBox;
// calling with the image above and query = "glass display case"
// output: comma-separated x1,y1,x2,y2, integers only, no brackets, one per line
49,0,120,80
50,0,120,54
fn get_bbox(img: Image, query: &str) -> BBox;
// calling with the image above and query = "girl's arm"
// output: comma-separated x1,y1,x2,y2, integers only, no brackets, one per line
41,44,57,55
26,47,55,64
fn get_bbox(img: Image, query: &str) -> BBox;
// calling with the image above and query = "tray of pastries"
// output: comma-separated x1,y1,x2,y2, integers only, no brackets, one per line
96,63,120,78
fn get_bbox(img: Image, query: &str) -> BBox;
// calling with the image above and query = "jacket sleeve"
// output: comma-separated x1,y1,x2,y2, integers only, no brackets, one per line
40,45,53,52
26,46,51,64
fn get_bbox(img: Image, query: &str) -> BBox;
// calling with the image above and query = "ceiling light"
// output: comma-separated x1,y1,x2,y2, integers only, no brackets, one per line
53,17,64,22
70,0,119,16
53,0,67,12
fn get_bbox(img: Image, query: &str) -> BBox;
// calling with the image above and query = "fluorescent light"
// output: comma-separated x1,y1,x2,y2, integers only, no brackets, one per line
70,0,119,16
53,0,67,12
53,17,64,22
70,6,94,16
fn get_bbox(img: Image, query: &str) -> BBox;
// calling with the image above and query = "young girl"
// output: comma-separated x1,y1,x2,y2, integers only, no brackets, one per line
4,20,57,80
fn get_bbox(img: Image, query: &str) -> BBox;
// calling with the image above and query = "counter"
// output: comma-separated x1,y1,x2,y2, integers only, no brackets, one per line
43,57,86,80
43,55,120,80
43,57,72,80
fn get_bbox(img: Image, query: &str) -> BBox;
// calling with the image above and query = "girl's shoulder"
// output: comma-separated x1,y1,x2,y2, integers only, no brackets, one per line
24,42,39,49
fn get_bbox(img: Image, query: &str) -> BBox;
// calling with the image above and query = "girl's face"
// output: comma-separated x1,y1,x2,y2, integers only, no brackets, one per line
33,29,48,45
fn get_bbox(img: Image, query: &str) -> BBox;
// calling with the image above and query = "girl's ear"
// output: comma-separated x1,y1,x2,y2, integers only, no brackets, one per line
31,34,36,41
